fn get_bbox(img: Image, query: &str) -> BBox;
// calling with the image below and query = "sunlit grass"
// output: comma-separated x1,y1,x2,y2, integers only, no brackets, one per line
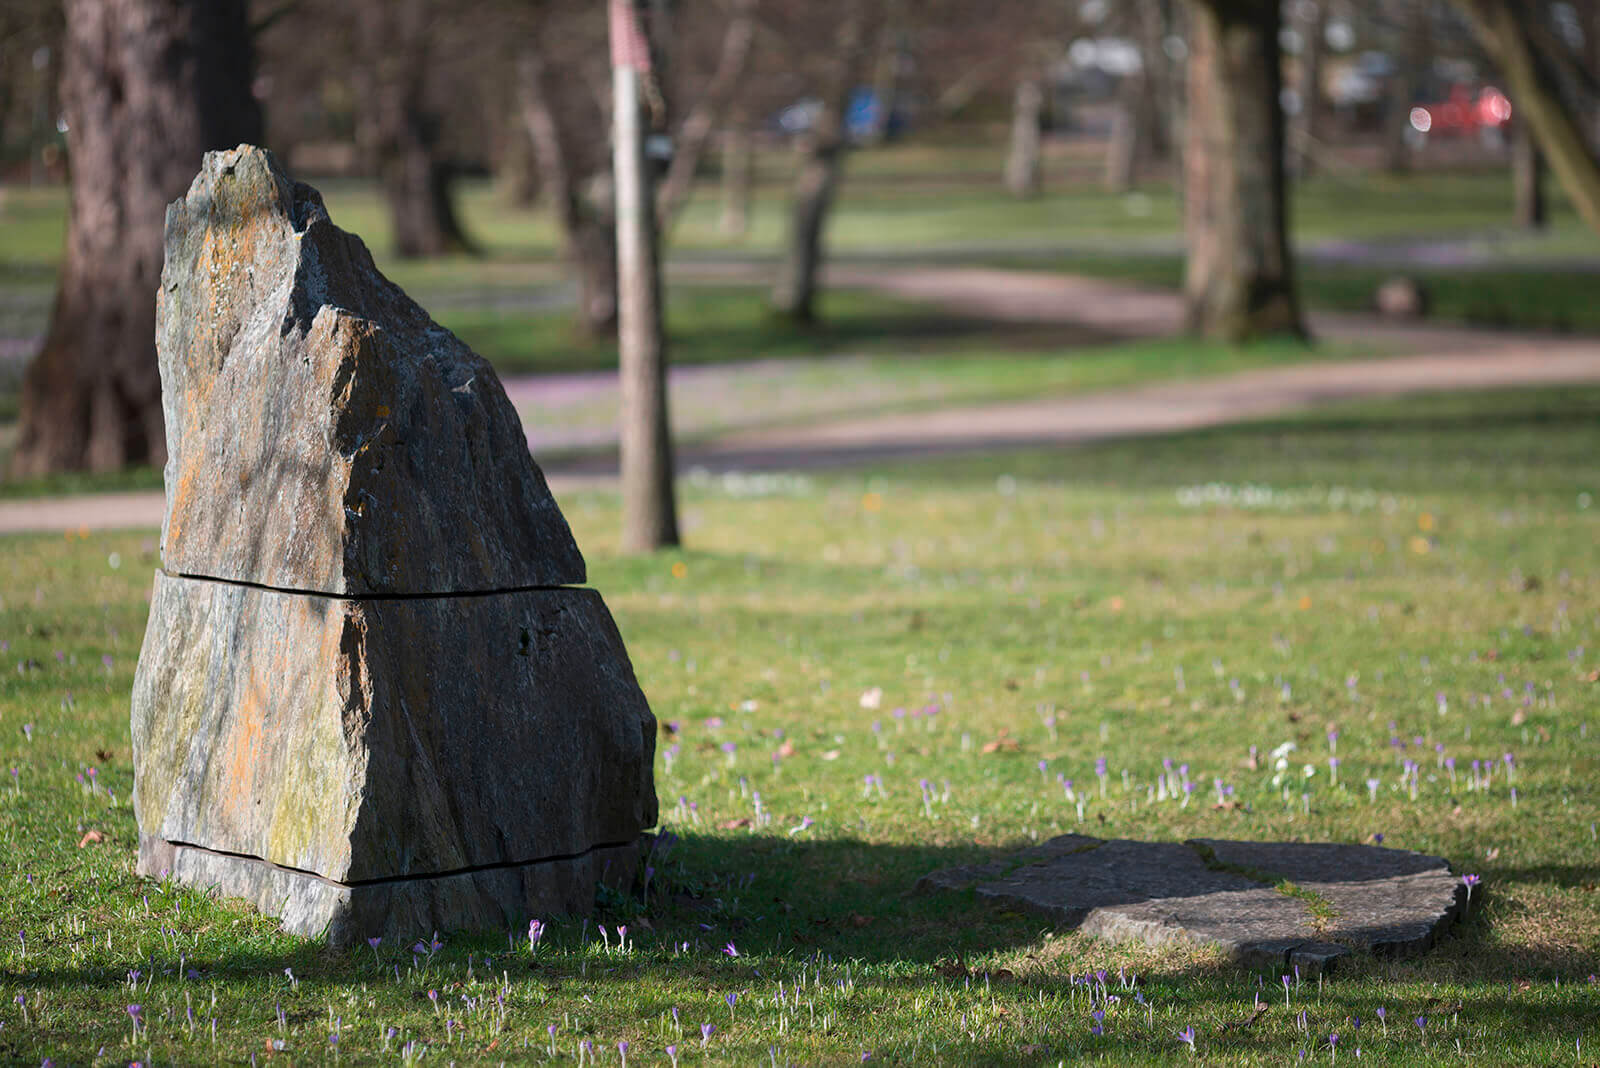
0,387,1596,1063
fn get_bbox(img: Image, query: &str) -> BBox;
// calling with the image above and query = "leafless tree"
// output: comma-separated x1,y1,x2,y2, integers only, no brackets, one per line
11,0,261,476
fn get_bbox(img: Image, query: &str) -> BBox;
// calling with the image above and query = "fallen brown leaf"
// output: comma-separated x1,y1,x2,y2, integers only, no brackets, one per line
77,830,103,848
981,730,1020,754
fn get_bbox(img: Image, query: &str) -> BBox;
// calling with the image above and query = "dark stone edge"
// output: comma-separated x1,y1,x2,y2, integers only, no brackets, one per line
138,833,648,946
165,568,596,602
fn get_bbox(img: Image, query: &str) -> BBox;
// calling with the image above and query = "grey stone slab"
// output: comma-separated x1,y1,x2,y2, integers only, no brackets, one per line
132,573,657,885
141,834,644,945
919,835,1466,973
156,145,583,595
911,834,1103,894
1194,839,1465,957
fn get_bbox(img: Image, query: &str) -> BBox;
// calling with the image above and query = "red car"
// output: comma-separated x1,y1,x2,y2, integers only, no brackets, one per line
1409,84,1512,136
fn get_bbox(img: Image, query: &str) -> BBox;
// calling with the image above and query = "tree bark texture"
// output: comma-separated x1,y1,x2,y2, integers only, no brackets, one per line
655,0,757,230
1451,0,1600,237
1291,0,1324,176
860,4,905,146
356,0,474,259
613,6,680,552
10,0,261,477
1004,77,1044,198
1104,74,1147,193
718,114,752,237
1512,119,1546,229
771,5,872,324
516,45,619,338
1182,0,1304,341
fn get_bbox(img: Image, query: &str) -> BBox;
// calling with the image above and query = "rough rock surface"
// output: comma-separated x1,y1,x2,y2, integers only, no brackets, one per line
155,145,583,595
139,834,647,944
133,573,656,881
917,836,1464,973
133,146,656,944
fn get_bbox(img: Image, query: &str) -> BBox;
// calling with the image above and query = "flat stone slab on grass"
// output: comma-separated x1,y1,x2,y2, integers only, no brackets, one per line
917,836,1464,973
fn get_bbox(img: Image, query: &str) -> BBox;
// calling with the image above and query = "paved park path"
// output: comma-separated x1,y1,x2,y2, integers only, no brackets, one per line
4,266,1600,534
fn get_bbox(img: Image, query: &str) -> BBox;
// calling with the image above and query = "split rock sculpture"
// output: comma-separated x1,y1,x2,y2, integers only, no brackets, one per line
131,146,656,944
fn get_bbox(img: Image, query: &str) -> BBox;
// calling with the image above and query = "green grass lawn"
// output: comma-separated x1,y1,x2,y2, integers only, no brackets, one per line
5,145,1599,346
1,386,1596,1064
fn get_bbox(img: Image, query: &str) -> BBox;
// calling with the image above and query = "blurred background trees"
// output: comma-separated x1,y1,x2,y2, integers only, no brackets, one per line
6,0,1600,474
8,0,259,477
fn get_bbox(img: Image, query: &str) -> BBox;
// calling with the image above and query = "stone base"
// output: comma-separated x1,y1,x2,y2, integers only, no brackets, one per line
139,833,646,945
917,836,1465,975
131,571,658,942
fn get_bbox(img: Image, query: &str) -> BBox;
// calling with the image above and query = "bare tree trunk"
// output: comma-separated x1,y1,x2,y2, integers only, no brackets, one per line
1182,0,1304,341
1133,0,1178,168
573,210,620,338
771,142,845,323
860,3,904,145
1004,77,1044,198
356,0,474,259
1383,0,1427,174
1105,75,1146,192
613,0,679,552
10,0,260,478
1512,119,1546,228
719,112,753,237
771,5,871,324
655,0,758,230
516,46,619,338
380,131,475,258
1291,0,1324,176
1451,0,1600,236
496,119,541,208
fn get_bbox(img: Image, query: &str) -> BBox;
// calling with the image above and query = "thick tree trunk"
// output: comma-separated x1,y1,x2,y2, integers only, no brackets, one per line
771,4,870,324
1512,119,1546,229
10,0,261,478
1182,0,1304,341
379,131,474,258
516,46,618,338
572,213,620,339
1291,0,1324,176
496,120,541,208
1004,77,1044,198
655,0,757,231
357,0,474,259
1451,0,1600,237
718,115,752,238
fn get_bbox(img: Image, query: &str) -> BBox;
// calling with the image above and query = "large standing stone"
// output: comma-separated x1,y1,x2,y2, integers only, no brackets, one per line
132,146,657,944
155,145,583,595
917,836,1464,974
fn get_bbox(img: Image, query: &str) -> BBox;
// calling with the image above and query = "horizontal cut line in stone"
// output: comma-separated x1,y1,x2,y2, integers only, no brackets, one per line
163,837,640,889
165,569,588,601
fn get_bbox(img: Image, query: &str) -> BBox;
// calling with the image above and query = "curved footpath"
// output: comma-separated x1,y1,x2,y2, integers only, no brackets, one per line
3,266,1599,534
